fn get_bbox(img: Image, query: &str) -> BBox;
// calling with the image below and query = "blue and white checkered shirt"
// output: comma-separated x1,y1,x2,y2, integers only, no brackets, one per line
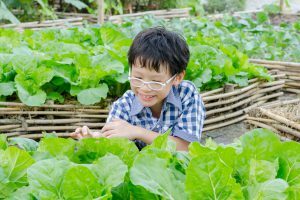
107,80,206,144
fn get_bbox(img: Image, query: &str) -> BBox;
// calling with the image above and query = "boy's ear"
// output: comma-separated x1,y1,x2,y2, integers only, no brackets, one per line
173,71,185,86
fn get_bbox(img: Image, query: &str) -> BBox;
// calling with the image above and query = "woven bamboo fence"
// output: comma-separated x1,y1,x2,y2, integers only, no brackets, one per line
0,17,84,31
56,8,192,23
201,71,285,132
246,99,300,141
250,59,300,94
0,69,284,139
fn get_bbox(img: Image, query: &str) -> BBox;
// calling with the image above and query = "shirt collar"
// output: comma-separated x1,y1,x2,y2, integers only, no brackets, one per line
129,87,182,116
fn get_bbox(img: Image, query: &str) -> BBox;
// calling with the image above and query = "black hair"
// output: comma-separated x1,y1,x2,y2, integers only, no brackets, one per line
128,26,190,76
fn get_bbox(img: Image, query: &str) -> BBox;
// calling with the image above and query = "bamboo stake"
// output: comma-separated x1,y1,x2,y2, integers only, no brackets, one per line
17,133,71,139
261,99,300,108
245,120,279,133
0,102,106,110
259,80,285,88
0,111,108,117
284,88,300,94
26,118,99,124
203,115,247,132
272,124,300,138
256,92,284,101
9,126,83,132
249,59,300,68
200,88,223,97
203,82,259,101
246,116,277,124
204,88,258,108
0,125,21,131
257,84,284,94
97,0,104,24
204,110,243,125
206,93,263,116
259,108,300,131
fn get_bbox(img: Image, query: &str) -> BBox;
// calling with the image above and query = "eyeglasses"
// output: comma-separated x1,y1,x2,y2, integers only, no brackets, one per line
128,74,177,91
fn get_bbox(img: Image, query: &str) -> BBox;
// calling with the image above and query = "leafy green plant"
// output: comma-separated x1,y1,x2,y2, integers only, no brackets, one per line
0,128,299,199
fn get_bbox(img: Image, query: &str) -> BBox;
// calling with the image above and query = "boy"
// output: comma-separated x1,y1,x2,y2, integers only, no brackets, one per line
71,27,206,151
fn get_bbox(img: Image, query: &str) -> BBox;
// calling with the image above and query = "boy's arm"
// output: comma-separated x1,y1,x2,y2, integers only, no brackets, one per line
101,120,189,151
135,127,190,151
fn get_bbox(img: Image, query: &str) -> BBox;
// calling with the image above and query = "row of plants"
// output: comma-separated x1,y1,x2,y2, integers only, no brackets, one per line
0,0,249,24
1,11,299,106
5,12,299,105
0,128,299,199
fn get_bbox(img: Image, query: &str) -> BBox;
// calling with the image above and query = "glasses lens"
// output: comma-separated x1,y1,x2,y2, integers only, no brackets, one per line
148,83,164,90
130,78,144,87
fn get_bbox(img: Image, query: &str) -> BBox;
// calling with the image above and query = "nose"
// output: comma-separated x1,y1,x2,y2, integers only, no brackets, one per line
139,83,152,92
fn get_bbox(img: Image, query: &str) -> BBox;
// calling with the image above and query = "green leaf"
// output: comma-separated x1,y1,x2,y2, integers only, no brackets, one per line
277,141,300,199
246,179,289,200
249,159,279,184
27,158,71,199
186,153,243,200
74,137,139,166
64,0,87,10
0,1,20,24
91,154,128,188
130,154,187,200
0,146,35,184
0,135,7,150
8,138,39,152
6,186,35,200
38,137,76,159
62,165,103,199
0,82,15,96
15,81,46,106
77,83,109,105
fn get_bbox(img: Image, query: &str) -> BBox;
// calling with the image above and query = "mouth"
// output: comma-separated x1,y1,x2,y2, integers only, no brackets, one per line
138,93,156,102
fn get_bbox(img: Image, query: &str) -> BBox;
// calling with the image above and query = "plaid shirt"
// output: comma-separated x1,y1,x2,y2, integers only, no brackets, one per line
107,80,206,145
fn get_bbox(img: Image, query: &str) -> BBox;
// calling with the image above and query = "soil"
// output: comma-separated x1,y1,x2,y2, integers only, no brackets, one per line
201,122,249,145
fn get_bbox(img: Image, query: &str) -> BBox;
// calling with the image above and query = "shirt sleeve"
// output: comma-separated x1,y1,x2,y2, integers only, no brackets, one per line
106,92,132,123
171,91,206,143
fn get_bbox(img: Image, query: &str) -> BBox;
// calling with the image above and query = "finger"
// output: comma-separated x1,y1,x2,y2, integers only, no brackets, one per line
82,126,90,136
90,131,102,138
75,127,82,134
101,122,115,133
102,130,116,137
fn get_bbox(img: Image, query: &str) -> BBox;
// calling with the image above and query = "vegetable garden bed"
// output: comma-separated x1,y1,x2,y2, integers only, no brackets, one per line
0,62,289,139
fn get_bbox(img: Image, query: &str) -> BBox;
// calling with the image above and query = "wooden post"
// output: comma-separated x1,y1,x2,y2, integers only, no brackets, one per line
279,0,284,12
97,0,104,24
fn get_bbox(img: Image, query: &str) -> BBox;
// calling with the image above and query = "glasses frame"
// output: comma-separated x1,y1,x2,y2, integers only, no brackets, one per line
128,73,177,91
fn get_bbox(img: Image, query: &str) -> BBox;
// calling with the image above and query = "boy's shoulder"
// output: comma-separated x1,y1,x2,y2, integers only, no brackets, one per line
176,80,200,100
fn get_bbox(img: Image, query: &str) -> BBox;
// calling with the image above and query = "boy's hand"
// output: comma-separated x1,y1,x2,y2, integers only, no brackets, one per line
101,118,141,140
70,126,102,139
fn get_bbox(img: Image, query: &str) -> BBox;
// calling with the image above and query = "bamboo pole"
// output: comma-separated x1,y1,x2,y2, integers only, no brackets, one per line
272,124,300,138
26,118,99,124
0,125,21,131
259,108,300,131
261,99,300,108
246,116,277,124
206,93,263,116
203,115,247,132
17,133,71,139
203,82,259,101
256,92,284,102
205,88,256,108
245,120,279,133
97,0,104,24
204,110,244,125
249,59,300,68
204,88,258,109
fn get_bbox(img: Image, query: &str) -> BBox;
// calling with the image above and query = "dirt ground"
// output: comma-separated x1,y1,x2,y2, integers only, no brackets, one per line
201,122,249,144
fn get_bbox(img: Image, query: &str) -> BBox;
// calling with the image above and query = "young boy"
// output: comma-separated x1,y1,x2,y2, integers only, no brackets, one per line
71,27,206,151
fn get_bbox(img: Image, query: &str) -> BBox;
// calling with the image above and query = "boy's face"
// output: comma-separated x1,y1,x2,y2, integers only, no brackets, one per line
130,62,184,110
